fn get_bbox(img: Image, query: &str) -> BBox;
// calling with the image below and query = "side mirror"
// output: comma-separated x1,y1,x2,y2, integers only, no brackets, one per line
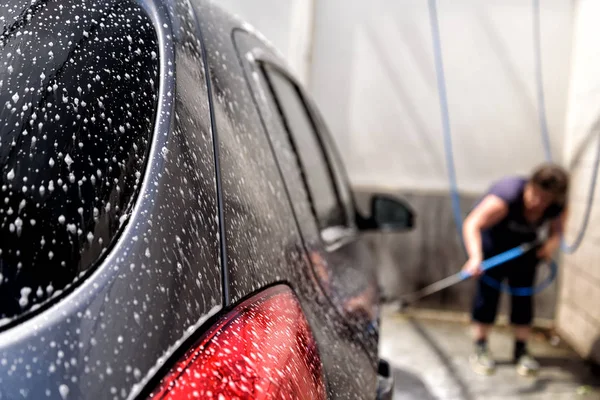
357,195,415,232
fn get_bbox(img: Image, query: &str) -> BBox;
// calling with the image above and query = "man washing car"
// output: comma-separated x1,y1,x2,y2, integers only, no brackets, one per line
461,163,569,376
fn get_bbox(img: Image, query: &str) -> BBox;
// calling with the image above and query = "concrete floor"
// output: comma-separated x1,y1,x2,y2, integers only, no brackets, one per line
379,307,600,400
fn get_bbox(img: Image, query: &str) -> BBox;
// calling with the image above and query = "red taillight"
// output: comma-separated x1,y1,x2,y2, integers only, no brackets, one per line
148,285,326,400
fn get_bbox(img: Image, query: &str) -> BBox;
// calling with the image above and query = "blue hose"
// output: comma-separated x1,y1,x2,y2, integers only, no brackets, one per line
532,0,600,254
428,0,558,296
427,0,463,237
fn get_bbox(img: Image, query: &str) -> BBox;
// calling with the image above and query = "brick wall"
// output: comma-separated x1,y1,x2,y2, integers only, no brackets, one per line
556,0,600,364
557,157,600,362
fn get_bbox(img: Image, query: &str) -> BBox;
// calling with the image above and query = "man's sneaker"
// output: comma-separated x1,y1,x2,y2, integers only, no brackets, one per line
515,353,540,377
469,348,496,375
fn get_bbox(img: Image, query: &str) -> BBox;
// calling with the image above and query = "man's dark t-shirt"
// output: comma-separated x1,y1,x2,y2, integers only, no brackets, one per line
478,176,563,256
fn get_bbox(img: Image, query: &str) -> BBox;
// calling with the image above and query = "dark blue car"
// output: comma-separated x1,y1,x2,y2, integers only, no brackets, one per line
0,0,413,398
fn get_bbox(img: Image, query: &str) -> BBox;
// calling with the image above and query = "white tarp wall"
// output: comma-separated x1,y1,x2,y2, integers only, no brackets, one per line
309,0,573,194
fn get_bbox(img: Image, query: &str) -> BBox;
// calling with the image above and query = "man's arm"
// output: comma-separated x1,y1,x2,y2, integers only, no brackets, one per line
461,195,509,276
538,207,567,260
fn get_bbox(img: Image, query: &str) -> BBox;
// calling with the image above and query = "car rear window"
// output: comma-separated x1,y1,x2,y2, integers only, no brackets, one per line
0,0,159,324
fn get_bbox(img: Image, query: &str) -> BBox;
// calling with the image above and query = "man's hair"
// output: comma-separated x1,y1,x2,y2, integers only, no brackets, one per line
529,163,570,202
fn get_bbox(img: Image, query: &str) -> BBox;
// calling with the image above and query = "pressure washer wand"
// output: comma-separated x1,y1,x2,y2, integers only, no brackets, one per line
397,241,540,310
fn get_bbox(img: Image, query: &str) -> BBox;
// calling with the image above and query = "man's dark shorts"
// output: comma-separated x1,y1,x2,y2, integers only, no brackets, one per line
471,251,539,326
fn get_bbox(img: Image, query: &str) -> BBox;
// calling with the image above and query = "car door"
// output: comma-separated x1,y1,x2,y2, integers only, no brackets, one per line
232,31,381,362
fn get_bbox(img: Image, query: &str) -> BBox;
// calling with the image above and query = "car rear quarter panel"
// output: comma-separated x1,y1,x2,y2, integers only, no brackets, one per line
194,2,378,398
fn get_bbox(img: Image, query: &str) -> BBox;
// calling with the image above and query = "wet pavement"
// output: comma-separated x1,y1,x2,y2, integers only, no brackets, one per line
379,306,600,399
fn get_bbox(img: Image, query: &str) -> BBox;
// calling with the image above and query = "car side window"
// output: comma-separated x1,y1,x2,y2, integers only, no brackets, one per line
262,65,346,231
305,99,356,228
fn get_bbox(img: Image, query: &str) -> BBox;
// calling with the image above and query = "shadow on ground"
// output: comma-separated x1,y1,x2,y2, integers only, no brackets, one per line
379,306,600,399
408,317,475,400
393,367,438,400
